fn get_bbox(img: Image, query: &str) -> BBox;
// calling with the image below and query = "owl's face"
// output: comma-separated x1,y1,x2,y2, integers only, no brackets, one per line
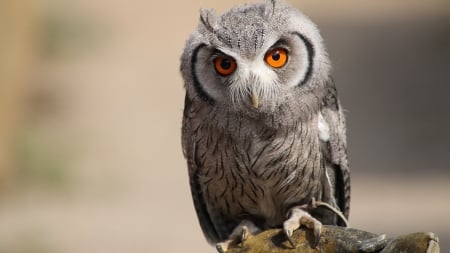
181,1,331,115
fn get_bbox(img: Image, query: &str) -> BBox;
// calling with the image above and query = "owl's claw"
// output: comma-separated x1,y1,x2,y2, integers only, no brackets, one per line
283,227,297,248
215,244,226,253
215,220,260,253
240,225,251,242
216,237,234,253
283,206,322,249
313,224,321,247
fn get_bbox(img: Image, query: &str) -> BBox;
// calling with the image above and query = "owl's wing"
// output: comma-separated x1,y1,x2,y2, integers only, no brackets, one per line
182,95,221,244
319,78,351,226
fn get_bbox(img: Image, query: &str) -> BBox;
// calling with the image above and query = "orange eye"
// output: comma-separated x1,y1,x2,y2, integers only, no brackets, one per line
265,48,288,68
214,55,237,76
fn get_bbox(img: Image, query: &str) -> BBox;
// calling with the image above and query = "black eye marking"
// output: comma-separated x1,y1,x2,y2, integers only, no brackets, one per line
191,44,215,105
292,32,315,86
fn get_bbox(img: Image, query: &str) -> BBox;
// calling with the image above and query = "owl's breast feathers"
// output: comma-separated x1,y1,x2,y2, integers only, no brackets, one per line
183,96,332,241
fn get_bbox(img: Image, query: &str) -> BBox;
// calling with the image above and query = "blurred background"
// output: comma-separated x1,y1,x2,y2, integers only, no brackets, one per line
0,0,449,252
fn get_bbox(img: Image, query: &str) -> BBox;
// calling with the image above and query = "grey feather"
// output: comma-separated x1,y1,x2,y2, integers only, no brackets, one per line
200,8,218,34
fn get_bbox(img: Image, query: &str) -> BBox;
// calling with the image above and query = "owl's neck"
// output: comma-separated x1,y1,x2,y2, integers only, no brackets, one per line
203,105,317,140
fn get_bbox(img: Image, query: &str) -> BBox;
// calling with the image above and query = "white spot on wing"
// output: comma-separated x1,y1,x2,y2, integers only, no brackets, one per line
318,112,330,142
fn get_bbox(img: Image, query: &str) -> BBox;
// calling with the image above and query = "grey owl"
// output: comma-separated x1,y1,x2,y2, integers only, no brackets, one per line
180,0,350,252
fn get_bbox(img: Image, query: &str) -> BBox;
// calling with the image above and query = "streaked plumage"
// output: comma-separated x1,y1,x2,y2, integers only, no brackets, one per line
180,0,350,250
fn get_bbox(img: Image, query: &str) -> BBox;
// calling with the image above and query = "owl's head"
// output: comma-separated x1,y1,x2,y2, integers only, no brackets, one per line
181,0,331,116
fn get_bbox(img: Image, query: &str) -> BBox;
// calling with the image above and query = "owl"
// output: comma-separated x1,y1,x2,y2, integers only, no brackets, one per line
180,0,350,252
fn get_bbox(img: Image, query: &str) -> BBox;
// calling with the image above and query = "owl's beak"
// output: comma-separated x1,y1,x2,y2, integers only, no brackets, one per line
251,90,259,108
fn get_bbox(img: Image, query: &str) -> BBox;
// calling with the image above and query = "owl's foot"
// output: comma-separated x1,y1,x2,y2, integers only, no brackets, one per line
216,220,260,253
283,205,322,249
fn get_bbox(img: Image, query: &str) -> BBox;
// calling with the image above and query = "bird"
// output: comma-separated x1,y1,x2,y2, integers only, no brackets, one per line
180,0,350,252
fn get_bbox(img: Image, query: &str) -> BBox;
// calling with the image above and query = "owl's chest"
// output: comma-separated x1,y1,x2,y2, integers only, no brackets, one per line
196,123,323,226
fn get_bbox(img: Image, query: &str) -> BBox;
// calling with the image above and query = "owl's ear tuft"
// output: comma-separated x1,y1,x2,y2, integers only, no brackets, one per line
200,8,218,33
263,0,278,20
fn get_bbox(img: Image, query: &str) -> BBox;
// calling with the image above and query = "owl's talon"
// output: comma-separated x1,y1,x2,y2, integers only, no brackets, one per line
284,228,296,248
240,225,250,243
312,224,322,248
216,220,260,252
283,206,322,249
216,244,226,253
216,239,234,253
